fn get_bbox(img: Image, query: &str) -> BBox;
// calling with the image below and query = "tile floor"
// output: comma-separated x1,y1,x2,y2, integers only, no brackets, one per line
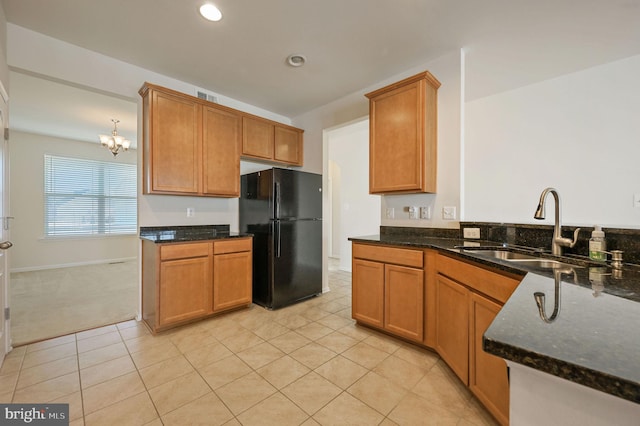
0,267,498,425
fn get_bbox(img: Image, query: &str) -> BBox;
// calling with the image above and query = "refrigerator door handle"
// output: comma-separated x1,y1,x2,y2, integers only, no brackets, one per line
275,221,281,258
274,182,281,219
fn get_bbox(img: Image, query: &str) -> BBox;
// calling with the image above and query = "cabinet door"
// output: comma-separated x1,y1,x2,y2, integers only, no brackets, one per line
213,250,252,312
352,259,384,328
470,292,509,426
384,264,424,341
435,274,469,384
274,126,303,165
203,105,241,196
159,256,212,326
242,116,274,160
369,80,424,193
149,90,201,193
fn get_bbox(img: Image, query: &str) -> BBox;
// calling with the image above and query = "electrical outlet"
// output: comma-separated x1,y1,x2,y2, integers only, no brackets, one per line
420,206,431,219
463,227,481,239
408,206,419,219
634,193,640,208
386,207,395,219
187,207,195,217
442,206,456,220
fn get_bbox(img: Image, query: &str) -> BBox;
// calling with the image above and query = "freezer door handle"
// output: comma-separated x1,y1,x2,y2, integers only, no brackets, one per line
274,182,281,219
275,221,281,258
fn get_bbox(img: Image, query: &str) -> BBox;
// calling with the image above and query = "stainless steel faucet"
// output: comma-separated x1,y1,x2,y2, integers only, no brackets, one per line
534,188,580,256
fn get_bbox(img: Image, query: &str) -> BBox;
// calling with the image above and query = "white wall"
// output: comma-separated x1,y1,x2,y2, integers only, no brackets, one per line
465,54,640,229
9,131,137,271
328,119,380,271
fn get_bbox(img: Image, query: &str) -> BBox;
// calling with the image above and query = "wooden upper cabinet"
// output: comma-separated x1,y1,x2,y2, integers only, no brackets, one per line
203,105,241,197
274,125,303,165
366,71,440,194
146,89,201,194
242,116,304,166
242,116,274,160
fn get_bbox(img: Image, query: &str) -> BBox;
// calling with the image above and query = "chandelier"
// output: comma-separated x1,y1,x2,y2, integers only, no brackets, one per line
99,119,131,156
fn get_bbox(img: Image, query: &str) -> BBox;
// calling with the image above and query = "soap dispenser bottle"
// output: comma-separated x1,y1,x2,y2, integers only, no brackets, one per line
589,225,606,261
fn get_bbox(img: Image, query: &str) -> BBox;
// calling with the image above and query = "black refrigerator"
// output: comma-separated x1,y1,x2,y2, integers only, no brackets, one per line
239,168,322,309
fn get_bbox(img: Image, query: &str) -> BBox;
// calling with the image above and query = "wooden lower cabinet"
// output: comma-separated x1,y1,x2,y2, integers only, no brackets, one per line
352,243,424,342
435,273,470,383
470,292,510,426
142,238,252,333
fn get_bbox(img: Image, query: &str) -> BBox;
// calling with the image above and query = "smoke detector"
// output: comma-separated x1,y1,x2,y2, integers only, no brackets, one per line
286,54,307,67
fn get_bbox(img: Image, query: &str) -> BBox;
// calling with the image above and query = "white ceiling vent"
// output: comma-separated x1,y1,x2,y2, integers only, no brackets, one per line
197,91,218,103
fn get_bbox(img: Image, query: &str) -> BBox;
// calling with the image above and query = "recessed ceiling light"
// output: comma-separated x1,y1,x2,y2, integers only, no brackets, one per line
199,3,222,22
286,54,306,67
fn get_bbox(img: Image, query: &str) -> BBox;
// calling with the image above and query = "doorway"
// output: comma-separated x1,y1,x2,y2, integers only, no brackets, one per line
325,118,380,273
8,72,138,345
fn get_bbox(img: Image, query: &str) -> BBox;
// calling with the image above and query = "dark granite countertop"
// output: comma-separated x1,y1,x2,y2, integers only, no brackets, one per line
139,225,251,243
348,234,640,404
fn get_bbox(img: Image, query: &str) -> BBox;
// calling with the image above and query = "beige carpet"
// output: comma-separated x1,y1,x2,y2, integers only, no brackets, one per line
10,260,138,346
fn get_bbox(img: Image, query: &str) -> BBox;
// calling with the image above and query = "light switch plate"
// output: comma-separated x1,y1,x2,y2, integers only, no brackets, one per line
442,206,456,220
420,206,431,219
386,207,395,219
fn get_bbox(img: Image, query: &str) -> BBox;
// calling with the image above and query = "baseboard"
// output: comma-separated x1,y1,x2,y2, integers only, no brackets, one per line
10,257,137,273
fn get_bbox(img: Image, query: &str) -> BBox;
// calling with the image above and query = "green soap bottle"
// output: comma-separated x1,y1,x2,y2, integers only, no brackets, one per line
589,225,606,262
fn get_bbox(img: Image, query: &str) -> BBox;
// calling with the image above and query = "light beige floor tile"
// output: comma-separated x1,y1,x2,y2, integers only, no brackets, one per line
78,342,128,370
387,391,460,425
183,341,233,370
123,333,170,354
70,419,85,426
0,391,13,403
118,324,150,341
252,321,291,340
84,391,158,426
76,324,118,341
139,355,194,389
0,372,18,395
237,392,309,426
334,306,353,319
295,322,334,341
170,329,219,354
26,334,76,353
301,418,321,426
12,372,80,403
130,340,181,369
373,354,429,390
342,341,390,369
336,323,373,341
316,314,354,330
460,397,500,426
312,391,385,426
17,355,78,389
218,329,264,352
0,356,23,376
22,342,77,369
223,419,241,426
80,355,136,388
161,392,234,426
362,333,402,354
51,390,83,422
256,355,310,389
199,355,252,390
281,371,342,415
77,331,123,354
393,344,440,370
215,371,277,415
274,314,310,329
268,331,311,354
411,360,472,413
314,355,368,390
143,419,163,426
300,307,330,322
315,331,359,354
148,370,211,415
290,343,337,369
116,319,139,330
236,342,285,370
82,371,146,414
206,319,246,340
347,371,407,415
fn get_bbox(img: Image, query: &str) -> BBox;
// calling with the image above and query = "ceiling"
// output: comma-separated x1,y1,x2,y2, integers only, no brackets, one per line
3,0,640,142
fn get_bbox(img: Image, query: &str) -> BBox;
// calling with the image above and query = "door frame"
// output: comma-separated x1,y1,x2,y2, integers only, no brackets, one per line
0,79,11,361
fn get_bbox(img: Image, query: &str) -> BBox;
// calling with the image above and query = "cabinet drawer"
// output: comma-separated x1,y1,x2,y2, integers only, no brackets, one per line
353,243,422,268
436,254,522,304
160,242,211,261
213,237,252,254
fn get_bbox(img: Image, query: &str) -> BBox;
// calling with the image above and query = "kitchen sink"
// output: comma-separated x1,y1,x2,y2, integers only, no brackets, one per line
460,248,583,269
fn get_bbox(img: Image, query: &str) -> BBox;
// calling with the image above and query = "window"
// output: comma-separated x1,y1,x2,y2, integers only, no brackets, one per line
44,154,137,236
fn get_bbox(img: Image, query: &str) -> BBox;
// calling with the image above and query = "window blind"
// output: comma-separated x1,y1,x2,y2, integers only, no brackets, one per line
44,154,137,236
